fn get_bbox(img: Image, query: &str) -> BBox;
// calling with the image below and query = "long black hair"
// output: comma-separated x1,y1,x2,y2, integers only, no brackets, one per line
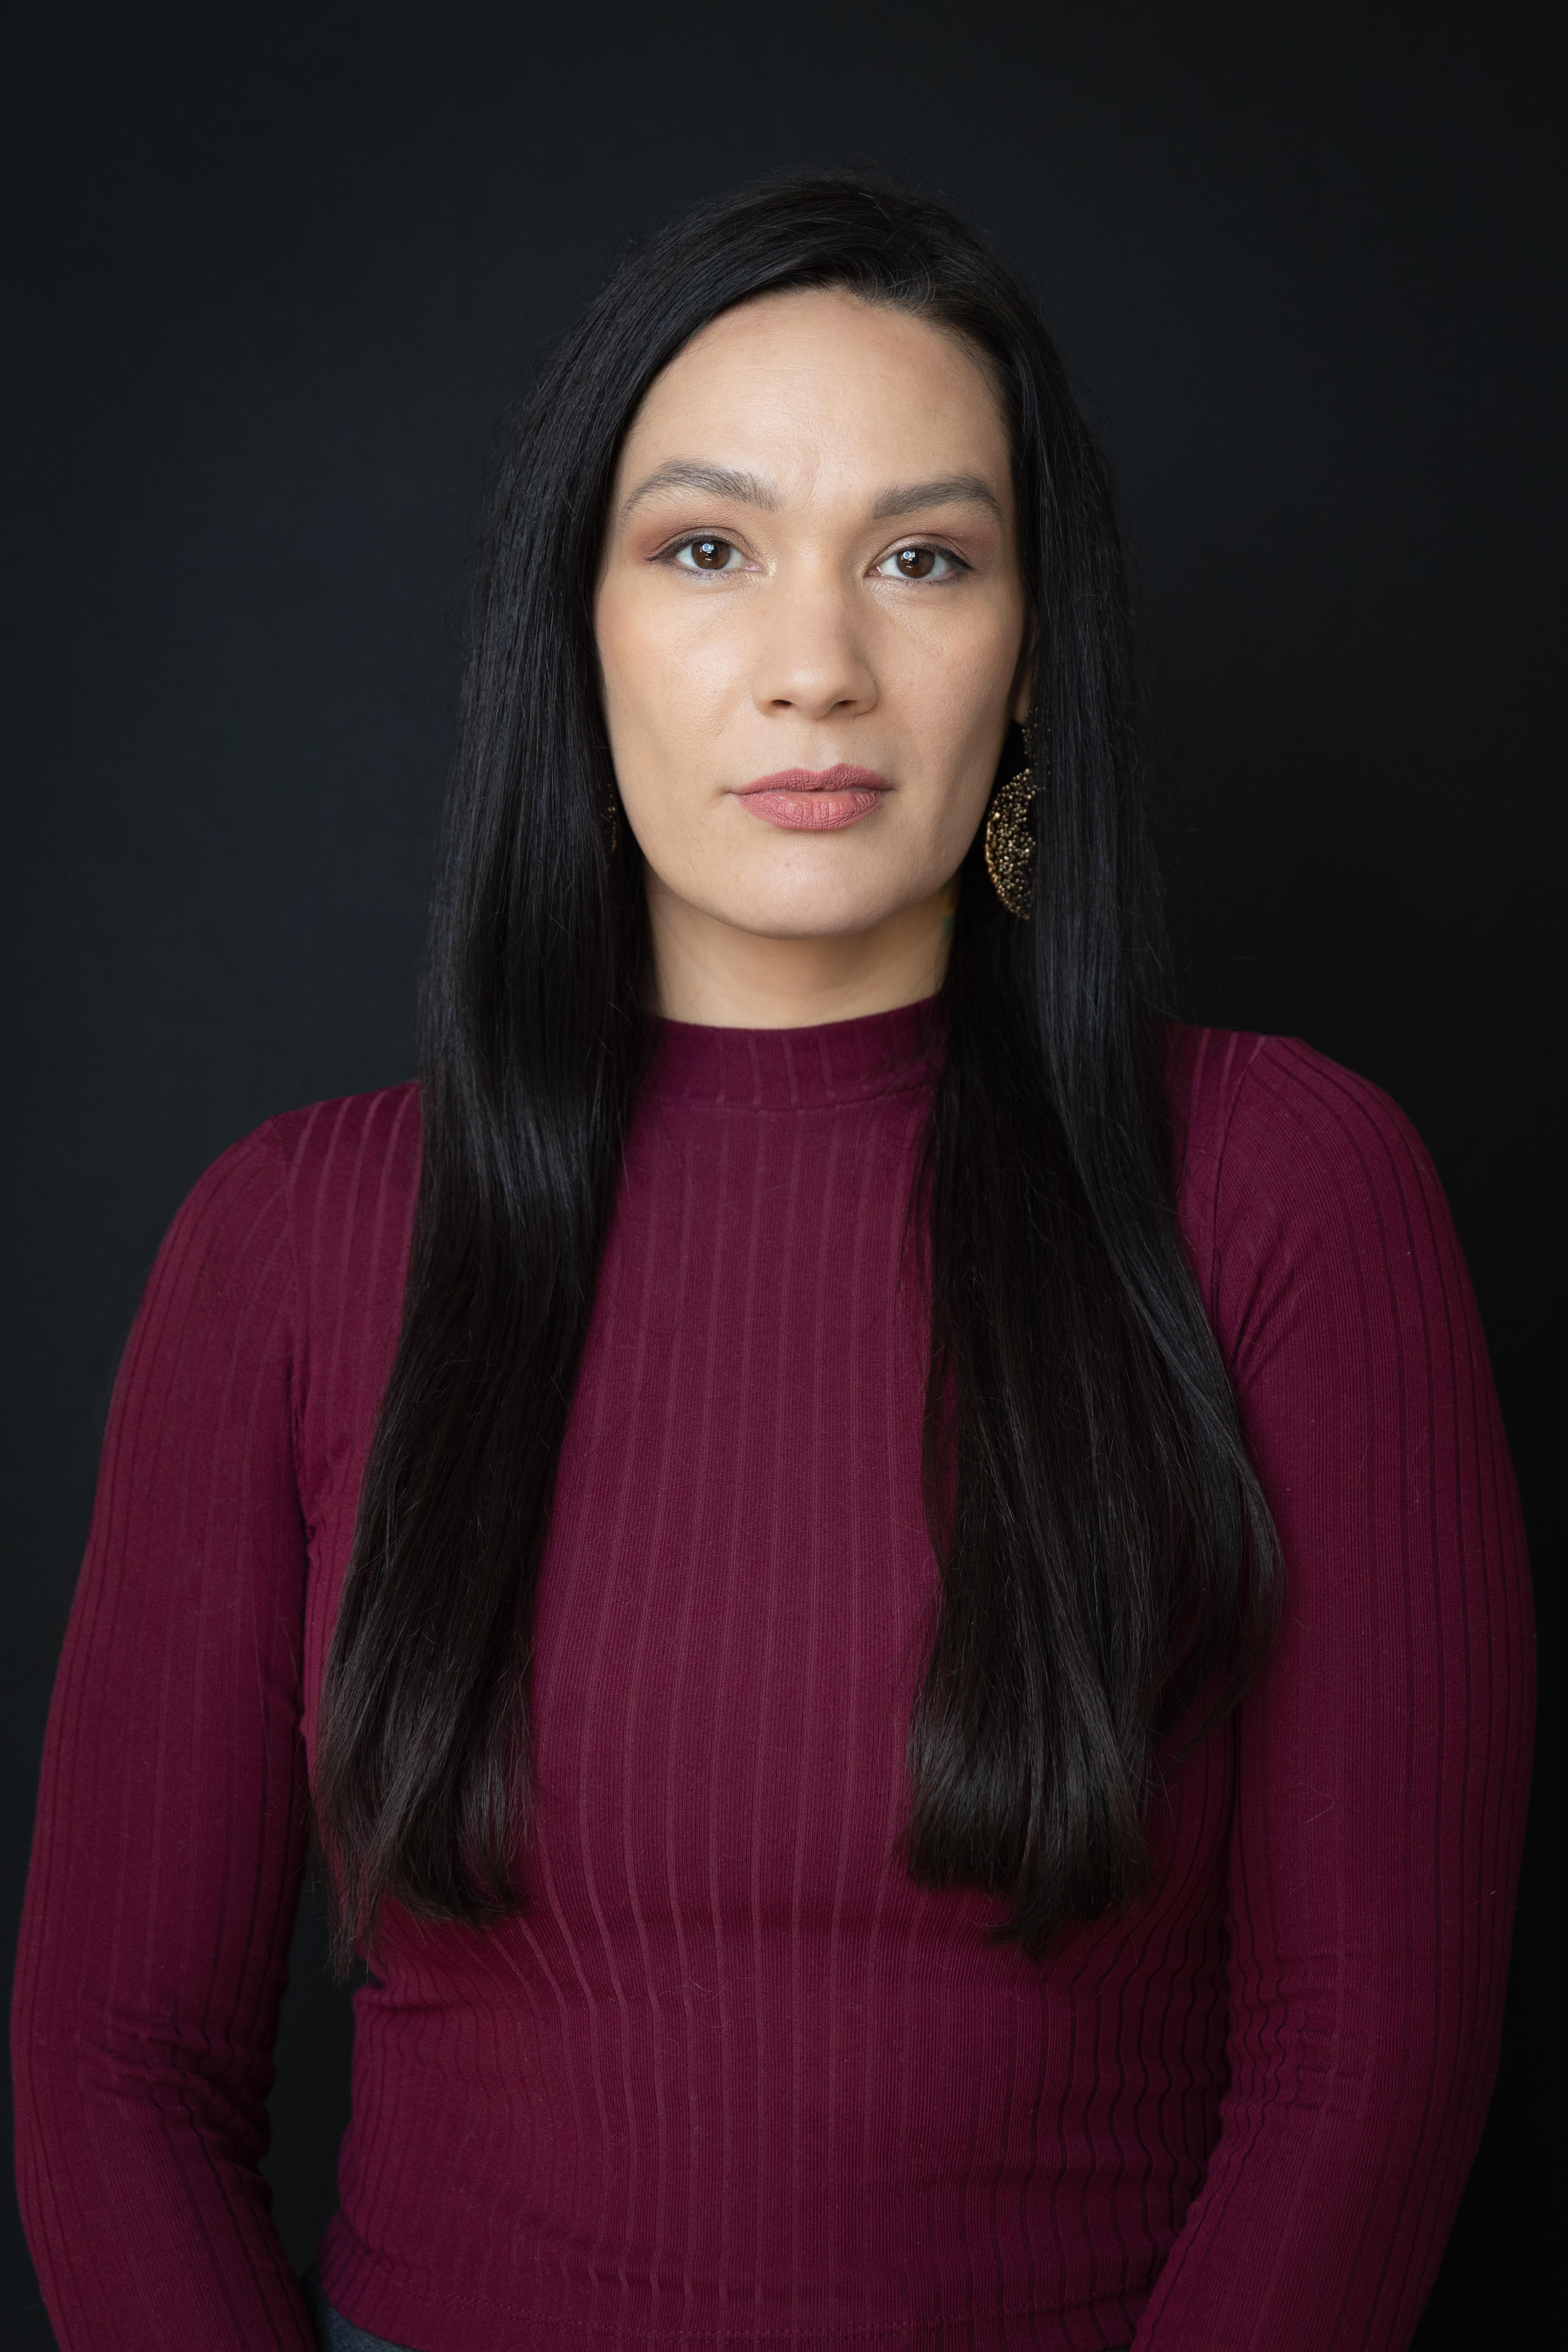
316,168,1278,1963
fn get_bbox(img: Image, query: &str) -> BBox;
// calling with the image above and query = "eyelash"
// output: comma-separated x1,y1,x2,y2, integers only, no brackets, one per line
872,543,969,582
664,535,749,574
658,534,971,580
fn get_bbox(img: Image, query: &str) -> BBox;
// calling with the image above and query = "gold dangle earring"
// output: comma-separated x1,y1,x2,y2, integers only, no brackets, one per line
984,712,1040,919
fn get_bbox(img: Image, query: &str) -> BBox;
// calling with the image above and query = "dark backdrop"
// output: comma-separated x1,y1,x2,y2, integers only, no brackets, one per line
3,4,1560,2343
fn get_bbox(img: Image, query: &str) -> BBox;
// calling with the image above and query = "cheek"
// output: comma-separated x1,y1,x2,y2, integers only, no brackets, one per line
892,573,1024,688
598,592,745,752
894,617,1020,762
593,589,646,728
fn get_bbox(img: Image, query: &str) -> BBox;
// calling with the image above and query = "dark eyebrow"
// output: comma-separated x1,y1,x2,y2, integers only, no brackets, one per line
620,460,779,519
869,474,1004,525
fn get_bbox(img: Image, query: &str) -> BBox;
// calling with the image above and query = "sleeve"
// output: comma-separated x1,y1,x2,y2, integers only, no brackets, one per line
10,1125,319,2350
1137,1039,1535,2351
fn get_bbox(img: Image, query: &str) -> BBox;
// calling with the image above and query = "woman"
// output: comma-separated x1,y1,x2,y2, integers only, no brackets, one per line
12,171,1533,2351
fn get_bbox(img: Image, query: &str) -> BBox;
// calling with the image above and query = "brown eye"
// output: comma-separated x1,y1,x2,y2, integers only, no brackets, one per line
874,542,960,582
671,534,745,575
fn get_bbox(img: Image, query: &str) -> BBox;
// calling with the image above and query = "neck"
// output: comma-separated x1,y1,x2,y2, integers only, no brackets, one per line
645,876,955,1029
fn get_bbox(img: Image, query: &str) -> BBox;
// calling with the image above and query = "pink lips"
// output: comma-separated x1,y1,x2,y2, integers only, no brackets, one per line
735,764,888,831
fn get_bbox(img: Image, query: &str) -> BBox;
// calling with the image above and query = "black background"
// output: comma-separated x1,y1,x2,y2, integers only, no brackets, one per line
3,3,1560,2342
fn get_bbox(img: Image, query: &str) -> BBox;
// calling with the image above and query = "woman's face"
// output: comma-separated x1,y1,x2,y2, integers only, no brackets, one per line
595,288,1031,976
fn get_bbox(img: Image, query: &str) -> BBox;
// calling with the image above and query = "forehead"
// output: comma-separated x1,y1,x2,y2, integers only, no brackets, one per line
614,287,1012,500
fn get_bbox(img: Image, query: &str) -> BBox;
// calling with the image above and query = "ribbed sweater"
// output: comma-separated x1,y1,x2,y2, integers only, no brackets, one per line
12,1007,1534,2352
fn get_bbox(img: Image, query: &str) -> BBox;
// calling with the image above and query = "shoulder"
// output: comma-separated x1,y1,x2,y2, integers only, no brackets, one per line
161,1081,422,1319
1163,1024,1462,1372
1165,1023,1435,1217
258,1079,423,1226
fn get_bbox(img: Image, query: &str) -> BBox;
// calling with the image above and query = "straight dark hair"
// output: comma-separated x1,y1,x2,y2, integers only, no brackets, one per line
316,168,1278,1964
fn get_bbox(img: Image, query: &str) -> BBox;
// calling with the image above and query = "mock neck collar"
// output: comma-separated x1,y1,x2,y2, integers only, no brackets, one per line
645,996,944,1111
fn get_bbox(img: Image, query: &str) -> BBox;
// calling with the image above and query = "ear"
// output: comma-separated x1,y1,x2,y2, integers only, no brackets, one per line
1009,621,1036,725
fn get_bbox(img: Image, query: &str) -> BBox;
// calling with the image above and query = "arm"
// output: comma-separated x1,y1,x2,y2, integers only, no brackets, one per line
1139,1038,1535,2350
11,1125,318,2350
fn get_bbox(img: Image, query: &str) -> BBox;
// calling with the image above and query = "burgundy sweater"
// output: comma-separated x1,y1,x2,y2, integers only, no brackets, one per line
12,1007,1534,2352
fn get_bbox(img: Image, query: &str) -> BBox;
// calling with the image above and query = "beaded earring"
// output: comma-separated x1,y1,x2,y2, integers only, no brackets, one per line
984,714,1040,918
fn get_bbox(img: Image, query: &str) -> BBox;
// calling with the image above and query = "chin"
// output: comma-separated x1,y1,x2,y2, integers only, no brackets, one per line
716,881,918,941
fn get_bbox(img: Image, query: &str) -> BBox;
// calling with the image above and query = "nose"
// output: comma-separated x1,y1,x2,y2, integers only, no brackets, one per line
750,565,878,722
